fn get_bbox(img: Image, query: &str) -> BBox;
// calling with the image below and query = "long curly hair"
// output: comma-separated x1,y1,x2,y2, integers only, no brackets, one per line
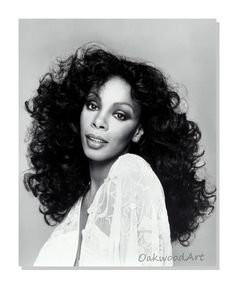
24,44,216,246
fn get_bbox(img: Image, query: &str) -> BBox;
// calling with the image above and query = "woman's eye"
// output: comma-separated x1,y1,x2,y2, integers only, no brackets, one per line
114,112,127,121
86,102,98,111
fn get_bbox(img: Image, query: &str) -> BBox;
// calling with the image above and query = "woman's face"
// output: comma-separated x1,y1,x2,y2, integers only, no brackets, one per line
80,76,143,163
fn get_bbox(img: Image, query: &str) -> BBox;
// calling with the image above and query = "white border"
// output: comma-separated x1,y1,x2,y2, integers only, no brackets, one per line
0,0,233,284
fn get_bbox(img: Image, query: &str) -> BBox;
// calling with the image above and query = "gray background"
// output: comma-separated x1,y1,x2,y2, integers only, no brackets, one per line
19,19,218,267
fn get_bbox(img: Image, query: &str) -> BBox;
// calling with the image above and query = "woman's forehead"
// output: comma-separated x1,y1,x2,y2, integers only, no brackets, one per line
90,76,139,106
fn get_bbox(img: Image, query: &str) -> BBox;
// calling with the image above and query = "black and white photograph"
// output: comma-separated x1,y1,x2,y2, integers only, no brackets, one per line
19,19,218,269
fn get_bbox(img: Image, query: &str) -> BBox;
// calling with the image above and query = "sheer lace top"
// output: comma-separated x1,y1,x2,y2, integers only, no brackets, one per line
34,153,173,267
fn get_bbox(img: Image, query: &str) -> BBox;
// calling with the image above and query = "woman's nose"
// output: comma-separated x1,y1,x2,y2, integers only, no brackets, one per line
91,113,108,130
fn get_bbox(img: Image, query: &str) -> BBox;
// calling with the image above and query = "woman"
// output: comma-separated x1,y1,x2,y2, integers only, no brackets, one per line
24,43,215,267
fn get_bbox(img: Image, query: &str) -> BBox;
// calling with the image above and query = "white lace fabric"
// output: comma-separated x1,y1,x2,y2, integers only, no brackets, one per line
34,153,173,267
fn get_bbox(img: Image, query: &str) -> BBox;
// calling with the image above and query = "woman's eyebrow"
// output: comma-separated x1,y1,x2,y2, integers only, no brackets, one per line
113,102,134,112
87,91,100,99
87,93,136,112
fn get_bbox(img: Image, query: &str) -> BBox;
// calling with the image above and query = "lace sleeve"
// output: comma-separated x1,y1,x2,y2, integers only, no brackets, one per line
113,154,173,266
87,153,172,267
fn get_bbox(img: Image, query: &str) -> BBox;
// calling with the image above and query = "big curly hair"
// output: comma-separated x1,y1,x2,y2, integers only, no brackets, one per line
24,44,216,246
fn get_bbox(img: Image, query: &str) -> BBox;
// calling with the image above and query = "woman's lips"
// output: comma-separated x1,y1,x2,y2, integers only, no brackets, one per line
85,134,108,149
86,134,108,143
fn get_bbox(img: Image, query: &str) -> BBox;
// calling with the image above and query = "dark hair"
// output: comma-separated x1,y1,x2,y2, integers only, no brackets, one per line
24,44,216,246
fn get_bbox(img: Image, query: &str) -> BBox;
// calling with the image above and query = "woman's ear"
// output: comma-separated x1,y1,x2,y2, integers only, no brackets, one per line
132,124,144,143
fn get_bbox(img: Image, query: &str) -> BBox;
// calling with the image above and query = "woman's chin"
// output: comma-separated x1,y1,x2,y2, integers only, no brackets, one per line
83,148,111,162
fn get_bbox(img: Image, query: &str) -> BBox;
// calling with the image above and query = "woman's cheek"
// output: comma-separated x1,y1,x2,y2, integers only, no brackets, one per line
112,122,138,144
80,110,94,130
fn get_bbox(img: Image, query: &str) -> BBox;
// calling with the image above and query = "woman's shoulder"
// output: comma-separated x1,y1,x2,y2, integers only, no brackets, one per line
46,199,81,240
107,153,165,208
110,153,150,174
109,153,163,192
118,153,150,166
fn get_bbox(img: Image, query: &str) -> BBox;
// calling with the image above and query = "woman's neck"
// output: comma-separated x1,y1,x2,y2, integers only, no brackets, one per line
88,158,116,198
